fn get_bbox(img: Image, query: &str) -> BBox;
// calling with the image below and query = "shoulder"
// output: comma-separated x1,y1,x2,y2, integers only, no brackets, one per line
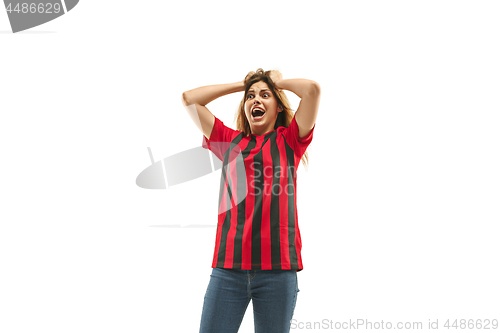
277,115,314,157
279,115,314,140
212,116,244,140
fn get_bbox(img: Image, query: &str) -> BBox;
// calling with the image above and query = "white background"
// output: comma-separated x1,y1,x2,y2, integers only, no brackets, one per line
1,1,499,332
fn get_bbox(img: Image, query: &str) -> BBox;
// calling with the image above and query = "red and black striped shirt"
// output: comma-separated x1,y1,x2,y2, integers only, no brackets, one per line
202,115,314,271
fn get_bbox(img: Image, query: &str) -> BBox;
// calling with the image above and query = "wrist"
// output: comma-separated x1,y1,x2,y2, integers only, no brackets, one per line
236,80,246,92
274,79,284,90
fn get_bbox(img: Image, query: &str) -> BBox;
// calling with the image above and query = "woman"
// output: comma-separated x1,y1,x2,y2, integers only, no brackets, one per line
182,69,320,333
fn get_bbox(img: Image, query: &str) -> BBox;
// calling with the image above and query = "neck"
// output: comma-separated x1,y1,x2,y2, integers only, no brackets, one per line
251,124,275,136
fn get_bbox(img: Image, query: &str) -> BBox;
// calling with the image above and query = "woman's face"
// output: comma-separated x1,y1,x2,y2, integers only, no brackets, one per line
244,81,281,136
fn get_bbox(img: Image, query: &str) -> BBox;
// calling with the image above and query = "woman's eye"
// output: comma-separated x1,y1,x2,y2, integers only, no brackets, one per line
247,94,254,99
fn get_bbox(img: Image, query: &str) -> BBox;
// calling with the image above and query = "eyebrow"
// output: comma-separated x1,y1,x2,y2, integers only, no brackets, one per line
248,88,271,93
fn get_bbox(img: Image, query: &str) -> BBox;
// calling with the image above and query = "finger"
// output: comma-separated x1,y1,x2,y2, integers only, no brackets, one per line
245,71,256,81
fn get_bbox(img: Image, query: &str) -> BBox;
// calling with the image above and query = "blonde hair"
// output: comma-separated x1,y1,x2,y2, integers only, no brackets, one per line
235,69,309,168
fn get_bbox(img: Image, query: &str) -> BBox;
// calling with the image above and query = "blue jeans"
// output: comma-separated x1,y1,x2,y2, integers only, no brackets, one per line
199,268,299,333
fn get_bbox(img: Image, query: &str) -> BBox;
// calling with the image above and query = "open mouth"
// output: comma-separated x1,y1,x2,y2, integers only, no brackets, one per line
252,107,266,119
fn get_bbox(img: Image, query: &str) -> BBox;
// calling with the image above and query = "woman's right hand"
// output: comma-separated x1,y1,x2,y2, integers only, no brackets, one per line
244,71,255,84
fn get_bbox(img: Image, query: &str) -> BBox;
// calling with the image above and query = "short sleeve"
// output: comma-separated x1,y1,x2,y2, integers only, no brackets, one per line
282,115,315,159
202,116,239,161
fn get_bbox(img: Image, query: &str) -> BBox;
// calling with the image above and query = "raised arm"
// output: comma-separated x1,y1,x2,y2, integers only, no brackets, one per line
182,80,245,139
272,71,321,138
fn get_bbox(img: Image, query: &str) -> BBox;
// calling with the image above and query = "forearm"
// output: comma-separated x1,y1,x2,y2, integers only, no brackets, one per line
274,79,321,99
182,81,245,106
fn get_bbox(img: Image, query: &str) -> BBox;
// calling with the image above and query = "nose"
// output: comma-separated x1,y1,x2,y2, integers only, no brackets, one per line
253,96,261,104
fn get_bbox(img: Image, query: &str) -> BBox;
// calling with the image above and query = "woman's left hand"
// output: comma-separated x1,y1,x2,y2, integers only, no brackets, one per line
269,70,283,88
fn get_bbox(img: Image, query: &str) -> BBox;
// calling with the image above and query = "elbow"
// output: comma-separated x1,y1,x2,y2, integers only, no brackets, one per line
300,80,321,98
308,80,321,97
181,91,191,106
